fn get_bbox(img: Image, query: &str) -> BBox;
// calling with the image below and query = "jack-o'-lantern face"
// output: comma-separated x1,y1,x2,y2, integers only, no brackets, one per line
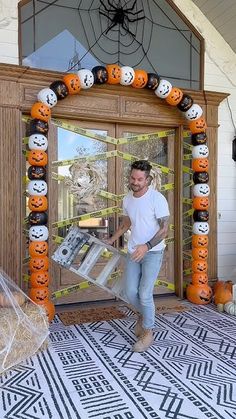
29,119,49,136
30,271,50,287
92,66,108,84
146,73,160,90
191,132,207,146
192,247,208,260
28,196,48,212
193,210,209,222
192,158,209,172
28,150,48,166
31,102,51,122
132,69,148,88
29,286,49,302
192,259,208,273
166,87,183,106
63,73,81,94
186,283,212,304
193,172,209,184
193,197,209,211
29,241,48,257
177,94,193,112
28,165,46,180
189,117,207,134
192,234,209,248
29,256,49,272
192,273,208,285
28,211,48,225
106,64,121,84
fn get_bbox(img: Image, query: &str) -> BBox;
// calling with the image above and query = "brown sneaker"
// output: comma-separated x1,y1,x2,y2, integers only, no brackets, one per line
134,315,143,337
132,329,154,352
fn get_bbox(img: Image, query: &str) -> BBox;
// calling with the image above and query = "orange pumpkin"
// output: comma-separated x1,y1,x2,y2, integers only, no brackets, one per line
30,271,50,287
214,282,232,305
29,286,49,302
192,158,209,172
186,283,212,305
28,150,48,166
29,241,48,257
192,259,208,273
189,117,207,134
132,69,148,88
63,73,81,94
192,247,208,260
37,299,55,322
192,234,209,248
106,64,121,84
192,272,208,285
165,87,183,106
29,256,49,272
213,280,233,294
28,196,48,212
31,102,51,122
192,197,209,210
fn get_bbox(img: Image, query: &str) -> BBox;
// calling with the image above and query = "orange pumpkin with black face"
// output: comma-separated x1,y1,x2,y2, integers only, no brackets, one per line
132,69,148,88
192,272,208,285
192,158,209,172
29,241,48,257
165,87,183,106
192,247,208,260
29,286,49,302
192,197,209,210
192,234,209,247
37,299,55,322
31,102,51,122
28,196,48,212
29,256,49,272
186,283,212,304
63,73,81,94
28,150,48,166
106,64,121,84
192,259,208,273
189,117,207,134
30,271,50,287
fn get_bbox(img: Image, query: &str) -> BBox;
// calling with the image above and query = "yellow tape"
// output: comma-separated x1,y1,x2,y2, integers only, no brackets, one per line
183,236,192,245
182,197,193,205
183,224,193,232
183,208,194,218
183,154,192,161
183,268,192,275
169,224,175,231
116,130,175,145
22,150,29,157
155,279,175,291
183,166,193,174
117,151,175,175
183,180,194,188
99,190,125,201
52,150,117,167
165,237,174,244
22,137,29,144
183,252,192,261
23,274,30,282
160,183,174,191
52,172,66,181
52,206,122,228
183,130,191,138
183,141,193,151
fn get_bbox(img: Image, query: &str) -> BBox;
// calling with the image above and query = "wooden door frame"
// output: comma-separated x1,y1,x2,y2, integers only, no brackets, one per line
0,63,228,296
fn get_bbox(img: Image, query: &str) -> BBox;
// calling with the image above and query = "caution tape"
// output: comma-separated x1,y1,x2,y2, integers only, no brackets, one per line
116,130,175,145
22,137,29,144
52,206,122,228
52,172,66,181
52,150,117,167
183,224,193,232
117,151,175,175
183,208,194,218
183,268,192,276
183,252,192,261
182,197,193,205
183,130,191,138
160,183,174,191
22,149,29,157
183,154,192,161
183,141,193,151
183,180,194,188
99,190,125,201
183,236,192,245
183,166,193,174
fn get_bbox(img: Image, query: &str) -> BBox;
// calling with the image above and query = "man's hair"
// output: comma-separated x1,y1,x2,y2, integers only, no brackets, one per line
131,160,152,177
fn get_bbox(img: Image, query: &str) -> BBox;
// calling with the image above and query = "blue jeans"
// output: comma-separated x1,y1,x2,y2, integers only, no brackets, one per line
124,250,164,330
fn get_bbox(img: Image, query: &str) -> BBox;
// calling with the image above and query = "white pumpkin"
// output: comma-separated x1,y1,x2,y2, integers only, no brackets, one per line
224,284,236,315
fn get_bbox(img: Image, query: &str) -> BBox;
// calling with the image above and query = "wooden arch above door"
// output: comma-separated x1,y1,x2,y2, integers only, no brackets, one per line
0,64,228,292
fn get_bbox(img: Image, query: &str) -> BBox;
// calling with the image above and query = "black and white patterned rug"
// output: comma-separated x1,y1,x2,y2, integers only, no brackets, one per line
1,302,236,419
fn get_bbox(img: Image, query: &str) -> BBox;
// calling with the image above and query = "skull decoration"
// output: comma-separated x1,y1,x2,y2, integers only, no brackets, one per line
145,73,160,90
28,134,48,151
92,66,108,84
28,180,47,196
192,144,209,159
31,102,51,122
63,73,81,94
29,225,49,241
155,79,172,99
50,80,69,99
185,104,203,120
77,69,94,89
37,88,57,108
132,69,148,88
28,196,48,212
177,94,193,112
106,64,121,84
166,87,183,106
120,66,135,85
192,222,210,235
28,150,48,166
28,211,48,225
193,184,210,197
192,197,209,210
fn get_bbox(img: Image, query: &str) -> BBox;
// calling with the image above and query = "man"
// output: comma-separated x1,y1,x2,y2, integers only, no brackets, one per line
107,160,170,352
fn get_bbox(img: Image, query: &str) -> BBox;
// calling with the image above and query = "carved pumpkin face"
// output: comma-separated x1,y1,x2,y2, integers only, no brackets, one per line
193,210,209,222
146,73,160,90
191,132,207,146
63,73,81,94
106,64,121,84
192,158,209,172
192,234,209,248
28,211,48,225
92,66,108,84
29,286,49,302
192,259,208,273
193,172,209,184
29,225,49,241
192,197,209,210
186,283,212,304
29,256,49,272
132,69,148,88
28,150,48,166
31,102,51,122
192,247,208,260
30,271,50,287
28,196,48,212
37,299,55,322
29,241,48,257
50,80,69,99
29,119,49,136
155,79,172,98
192,273,208,285
177,94,193,111
165,87,183,106
189,117,207,134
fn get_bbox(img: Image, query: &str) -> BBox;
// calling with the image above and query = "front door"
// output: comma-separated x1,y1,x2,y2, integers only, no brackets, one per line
49,119,175,305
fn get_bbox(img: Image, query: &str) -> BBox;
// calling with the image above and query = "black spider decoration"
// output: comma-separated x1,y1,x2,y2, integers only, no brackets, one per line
99,0,145,37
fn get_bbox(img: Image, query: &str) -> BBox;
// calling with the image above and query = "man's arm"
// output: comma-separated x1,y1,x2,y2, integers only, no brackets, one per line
146,216,169,249
106,215,131,245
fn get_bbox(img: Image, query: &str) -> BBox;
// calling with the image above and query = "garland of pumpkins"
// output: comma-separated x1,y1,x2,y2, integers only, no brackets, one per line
26,64,211,322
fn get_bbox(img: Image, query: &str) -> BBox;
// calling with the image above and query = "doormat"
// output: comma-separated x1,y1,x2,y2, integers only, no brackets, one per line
58,305,127,326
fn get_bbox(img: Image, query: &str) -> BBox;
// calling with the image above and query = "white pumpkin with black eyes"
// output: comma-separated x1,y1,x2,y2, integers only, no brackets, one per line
120,66,135,85
192,222,209,235
29,225,49,241
155,79,172,98
193,184,210,197
28,134,48,151
192,144,209,159
77,69,94,89
37,88,57,108
28,180,48,196
185,104,203,120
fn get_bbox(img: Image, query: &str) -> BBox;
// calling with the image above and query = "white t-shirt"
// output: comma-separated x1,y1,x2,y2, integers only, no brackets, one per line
123,187,170,253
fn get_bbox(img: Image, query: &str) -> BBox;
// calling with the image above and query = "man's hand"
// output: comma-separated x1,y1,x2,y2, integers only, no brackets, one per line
131,244,148,262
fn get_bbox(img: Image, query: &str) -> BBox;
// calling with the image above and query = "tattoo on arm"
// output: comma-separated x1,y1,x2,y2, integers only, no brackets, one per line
148,216,169,248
